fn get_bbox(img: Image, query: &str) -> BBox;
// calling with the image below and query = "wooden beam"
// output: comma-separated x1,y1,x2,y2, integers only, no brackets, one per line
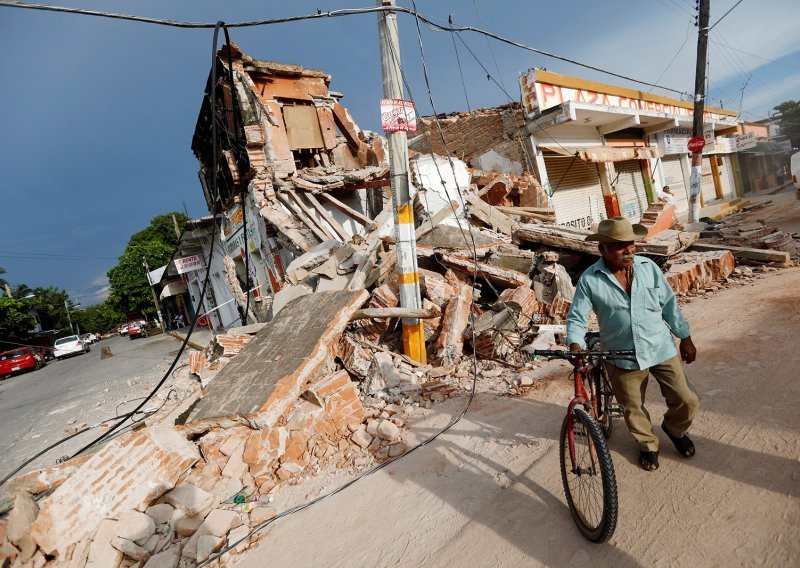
348,205,392,291
690,242,790,264
343,178,391,191
318,192,377,231
514,223,600,256
275,192,330,243
303,191,350,241
416,200,462,240
351,308,436,320
495,206,556,222
332,102,362,153
438,253,532,289
286,190,337,242
464,193,518,235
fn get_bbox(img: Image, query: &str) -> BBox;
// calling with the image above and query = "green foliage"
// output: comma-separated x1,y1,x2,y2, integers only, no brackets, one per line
0,297,36,339
72,302,125,334
773,100,800,149
107,212,190,315
12,284,71,332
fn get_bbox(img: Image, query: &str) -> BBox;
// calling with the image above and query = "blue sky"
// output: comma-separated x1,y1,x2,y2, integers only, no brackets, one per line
1,0,798,305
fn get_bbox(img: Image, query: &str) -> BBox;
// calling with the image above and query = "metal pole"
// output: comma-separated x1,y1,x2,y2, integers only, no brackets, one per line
689,0,710,222
64,299,74,334
376,0,426,364
142,255,166,332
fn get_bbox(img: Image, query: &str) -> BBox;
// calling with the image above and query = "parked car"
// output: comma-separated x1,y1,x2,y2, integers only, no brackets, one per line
119,324,129,336
127,320,150,340
0,347,44,380
80,333,97,345
53,335,89,359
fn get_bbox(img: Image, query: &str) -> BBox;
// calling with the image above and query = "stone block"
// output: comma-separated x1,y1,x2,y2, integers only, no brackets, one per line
199,509,240,538
6,492,39,545
142,546,181,568
249,507,277,525
30,428,199,557
350,428,372,449
145,504,174,526
110,537,150,562
162,484,214,517
86,519,123,568
114,511,155,542
377,420,401,441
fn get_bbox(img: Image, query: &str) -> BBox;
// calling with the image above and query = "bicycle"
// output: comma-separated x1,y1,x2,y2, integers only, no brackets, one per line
533,337,635,543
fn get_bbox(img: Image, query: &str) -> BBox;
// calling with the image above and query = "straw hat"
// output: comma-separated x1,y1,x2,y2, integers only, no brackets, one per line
585,216,648,242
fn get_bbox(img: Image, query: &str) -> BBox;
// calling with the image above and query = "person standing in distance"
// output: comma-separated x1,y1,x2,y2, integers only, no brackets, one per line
566,217,699,471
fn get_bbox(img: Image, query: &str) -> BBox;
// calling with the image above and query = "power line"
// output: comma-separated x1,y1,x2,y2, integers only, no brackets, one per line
648,20,694,92
0,1,688,96
709,0,745,31
0,250,118,260
708,40,800,71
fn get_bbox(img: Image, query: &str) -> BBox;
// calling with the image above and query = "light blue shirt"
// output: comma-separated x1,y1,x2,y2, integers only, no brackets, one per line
566,255,691,370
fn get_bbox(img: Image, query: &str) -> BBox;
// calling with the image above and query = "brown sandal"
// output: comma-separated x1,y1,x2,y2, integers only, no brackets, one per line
639,451,659,471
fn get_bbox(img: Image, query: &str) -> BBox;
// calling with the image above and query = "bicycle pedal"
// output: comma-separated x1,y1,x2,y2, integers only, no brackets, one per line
609,403,625,417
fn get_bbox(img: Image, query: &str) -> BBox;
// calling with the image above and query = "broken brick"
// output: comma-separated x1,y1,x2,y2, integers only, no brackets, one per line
30,428,199,557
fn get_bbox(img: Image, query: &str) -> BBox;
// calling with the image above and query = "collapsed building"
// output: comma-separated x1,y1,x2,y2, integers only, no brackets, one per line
1,43,798,568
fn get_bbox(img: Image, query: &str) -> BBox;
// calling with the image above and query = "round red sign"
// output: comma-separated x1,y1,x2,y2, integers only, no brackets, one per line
687,136,705,152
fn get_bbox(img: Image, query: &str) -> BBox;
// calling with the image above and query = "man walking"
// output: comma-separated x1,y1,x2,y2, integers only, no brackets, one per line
566,217,700,471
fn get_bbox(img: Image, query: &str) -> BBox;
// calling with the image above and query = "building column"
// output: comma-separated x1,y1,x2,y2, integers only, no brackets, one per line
598,161,621,217
710,155,724,199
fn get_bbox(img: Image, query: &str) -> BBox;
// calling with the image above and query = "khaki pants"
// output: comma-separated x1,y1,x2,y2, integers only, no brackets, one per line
604,355,700,452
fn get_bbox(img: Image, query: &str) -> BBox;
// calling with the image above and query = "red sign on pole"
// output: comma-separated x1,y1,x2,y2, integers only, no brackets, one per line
687,136,706,152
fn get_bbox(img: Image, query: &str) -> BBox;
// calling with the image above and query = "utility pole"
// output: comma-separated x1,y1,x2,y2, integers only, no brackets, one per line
142,255,166,332
64,299,74,335
172,214,182,239
689,0,710,222
376,0,426,364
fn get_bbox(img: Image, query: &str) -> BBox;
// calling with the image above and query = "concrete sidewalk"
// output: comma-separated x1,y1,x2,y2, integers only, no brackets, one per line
164,326,213,351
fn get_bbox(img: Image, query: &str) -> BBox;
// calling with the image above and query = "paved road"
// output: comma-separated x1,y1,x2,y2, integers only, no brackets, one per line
0,333,187,485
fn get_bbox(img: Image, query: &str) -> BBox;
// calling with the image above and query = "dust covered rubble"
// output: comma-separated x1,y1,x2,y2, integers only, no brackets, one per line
7,157,794,567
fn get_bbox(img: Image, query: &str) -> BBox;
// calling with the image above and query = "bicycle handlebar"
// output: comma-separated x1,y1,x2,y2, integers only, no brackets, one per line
532,349,635,361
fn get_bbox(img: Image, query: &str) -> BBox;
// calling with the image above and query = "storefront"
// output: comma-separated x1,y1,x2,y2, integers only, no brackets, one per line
520,69,741,225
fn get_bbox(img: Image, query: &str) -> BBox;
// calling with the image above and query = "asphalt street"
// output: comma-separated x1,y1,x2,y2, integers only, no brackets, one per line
0,333,189,486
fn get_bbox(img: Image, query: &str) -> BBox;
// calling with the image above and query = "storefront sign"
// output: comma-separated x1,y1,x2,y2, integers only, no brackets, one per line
225,224,261,258
735,131,757,150
174,255,203,275
520,70,733,123
380,99,417,133
660,127,691,154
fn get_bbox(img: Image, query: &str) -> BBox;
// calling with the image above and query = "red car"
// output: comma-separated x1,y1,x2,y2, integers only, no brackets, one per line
127,320,149,340
0,347,44,380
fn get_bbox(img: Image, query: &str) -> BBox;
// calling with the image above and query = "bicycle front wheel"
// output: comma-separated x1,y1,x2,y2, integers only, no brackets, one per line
560,407,618,543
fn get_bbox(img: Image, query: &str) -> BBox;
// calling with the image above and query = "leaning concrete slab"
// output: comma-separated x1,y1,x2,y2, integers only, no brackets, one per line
185,290,368,430
30,428,199,557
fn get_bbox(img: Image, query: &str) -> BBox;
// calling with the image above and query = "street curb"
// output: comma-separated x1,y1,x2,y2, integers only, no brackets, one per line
164,330,205,352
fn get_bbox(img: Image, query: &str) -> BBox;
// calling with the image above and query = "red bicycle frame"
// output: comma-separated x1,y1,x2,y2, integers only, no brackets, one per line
565,363,602,472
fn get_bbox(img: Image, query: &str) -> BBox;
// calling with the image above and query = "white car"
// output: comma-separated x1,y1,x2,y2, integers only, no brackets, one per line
53,335,89,360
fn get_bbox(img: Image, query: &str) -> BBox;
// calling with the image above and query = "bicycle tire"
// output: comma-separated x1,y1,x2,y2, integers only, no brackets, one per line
559,407,618,543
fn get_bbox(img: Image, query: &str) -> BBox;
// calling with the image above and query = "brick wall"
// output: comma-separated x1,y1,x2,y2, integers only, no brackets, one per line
411,104,528,170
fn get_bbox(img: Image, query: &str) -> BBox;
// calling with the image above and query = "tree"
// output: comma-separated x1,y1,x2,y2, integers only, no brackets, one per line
13,284,71,332
107,212,189,316
72,301,124,334
773,100,800,149
0,266,8,292
0,297,36,339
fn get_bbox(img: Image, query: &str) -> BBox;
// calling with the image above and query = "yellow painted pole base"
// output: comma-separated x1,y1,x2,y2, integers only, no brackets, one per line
402,320,427,365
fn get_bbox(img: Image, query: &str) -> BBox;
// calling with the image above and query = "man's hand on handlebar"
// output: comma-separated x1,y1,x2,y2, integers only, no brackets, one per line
569,343,585,368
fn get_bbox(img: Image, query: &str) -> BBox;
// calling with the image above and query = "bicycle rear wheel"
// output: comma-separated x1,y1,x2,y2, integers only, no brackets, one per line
560,407,618,543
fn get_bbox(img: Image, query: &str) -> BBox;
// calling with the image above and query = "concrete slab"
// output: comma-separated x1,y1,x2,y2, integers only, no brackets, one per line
185,290,368,429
